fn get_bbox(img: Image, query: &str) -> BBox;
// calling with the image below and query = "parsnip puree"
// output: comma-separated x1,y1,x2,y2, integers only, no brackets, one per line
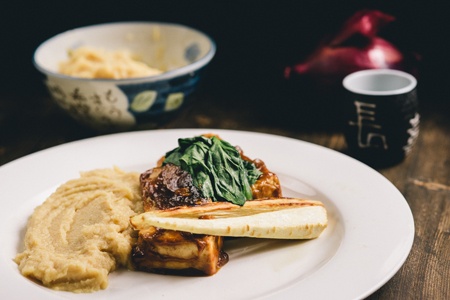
58,46,162,79
14,168,143,293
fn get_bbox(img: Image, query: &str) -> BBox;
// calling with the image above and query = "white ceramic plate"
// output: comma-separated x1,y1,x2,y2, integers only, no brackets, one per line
0,129,414,300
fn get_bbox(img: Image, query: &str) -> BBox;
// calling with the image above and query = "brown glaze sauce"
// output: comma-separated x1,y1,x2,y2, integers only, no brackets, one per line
140,164,210,211
237,146,282,199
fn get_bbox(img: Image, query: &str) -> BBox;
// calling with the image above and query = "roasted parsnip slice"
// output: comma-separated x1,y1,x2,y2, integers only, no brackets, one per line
130,198,327,239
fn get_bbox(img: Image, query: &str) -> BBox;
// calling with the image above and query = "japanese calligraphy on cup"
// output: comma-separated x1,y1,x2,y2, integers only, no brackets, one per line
342,69,419,167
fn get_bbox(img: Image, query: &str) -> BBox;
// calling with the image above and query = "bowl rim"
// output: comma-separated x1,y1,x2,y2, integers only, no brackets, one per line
33,21,216,84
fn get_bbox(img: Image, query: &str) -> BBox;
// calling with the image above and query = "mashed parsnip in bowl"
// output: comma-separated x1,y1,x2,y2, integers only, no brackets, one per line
33,22,216,131
59,46,163,79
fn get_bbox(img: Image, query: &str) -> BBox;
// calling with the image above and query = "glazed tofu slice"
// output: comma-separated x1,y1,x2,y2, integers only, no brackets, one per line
132,227,227,275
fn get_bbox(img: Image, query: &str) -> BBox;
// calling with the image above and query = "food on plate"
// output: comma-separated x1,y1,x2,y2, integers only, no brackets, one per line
14,134,328,292
58,46,163,79
130,134,327,276
14,168,143,293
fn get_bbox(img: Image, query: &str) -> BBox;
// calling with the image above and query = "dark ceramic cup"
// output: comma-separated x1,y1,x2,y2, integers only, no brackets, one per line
342,69,419,167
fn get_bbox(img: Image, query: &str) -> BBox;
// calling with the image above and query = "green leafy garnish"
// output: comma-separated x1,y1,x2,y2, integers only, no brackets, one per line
163,135,262,206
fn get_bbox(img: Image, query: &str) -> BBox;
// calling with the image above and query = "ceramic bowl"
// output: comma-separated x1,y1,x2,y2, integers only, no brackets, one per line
34,22,216,131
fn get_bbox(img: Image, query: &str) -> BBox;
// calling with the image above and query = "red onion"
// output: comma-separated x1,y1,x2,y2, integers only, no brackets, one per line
284,10,418,89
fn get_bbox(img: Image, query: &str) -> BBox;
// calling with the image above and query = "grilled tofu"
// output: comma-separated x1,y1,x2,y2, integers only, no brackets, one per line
132,227,227,276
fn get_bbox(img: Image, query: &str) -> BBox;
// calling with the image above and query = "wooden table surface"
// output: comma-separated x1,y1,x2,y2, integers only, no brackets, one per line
1,78,449,299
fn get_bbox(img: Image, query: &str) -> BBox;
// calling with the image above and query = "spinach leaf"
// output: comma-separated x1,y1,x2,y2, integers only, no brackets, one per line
163,136,262,205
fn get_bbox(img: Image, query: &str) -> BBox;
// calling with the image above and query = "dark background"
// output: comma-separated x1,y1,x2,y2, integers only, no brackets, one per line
1,0,449,118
